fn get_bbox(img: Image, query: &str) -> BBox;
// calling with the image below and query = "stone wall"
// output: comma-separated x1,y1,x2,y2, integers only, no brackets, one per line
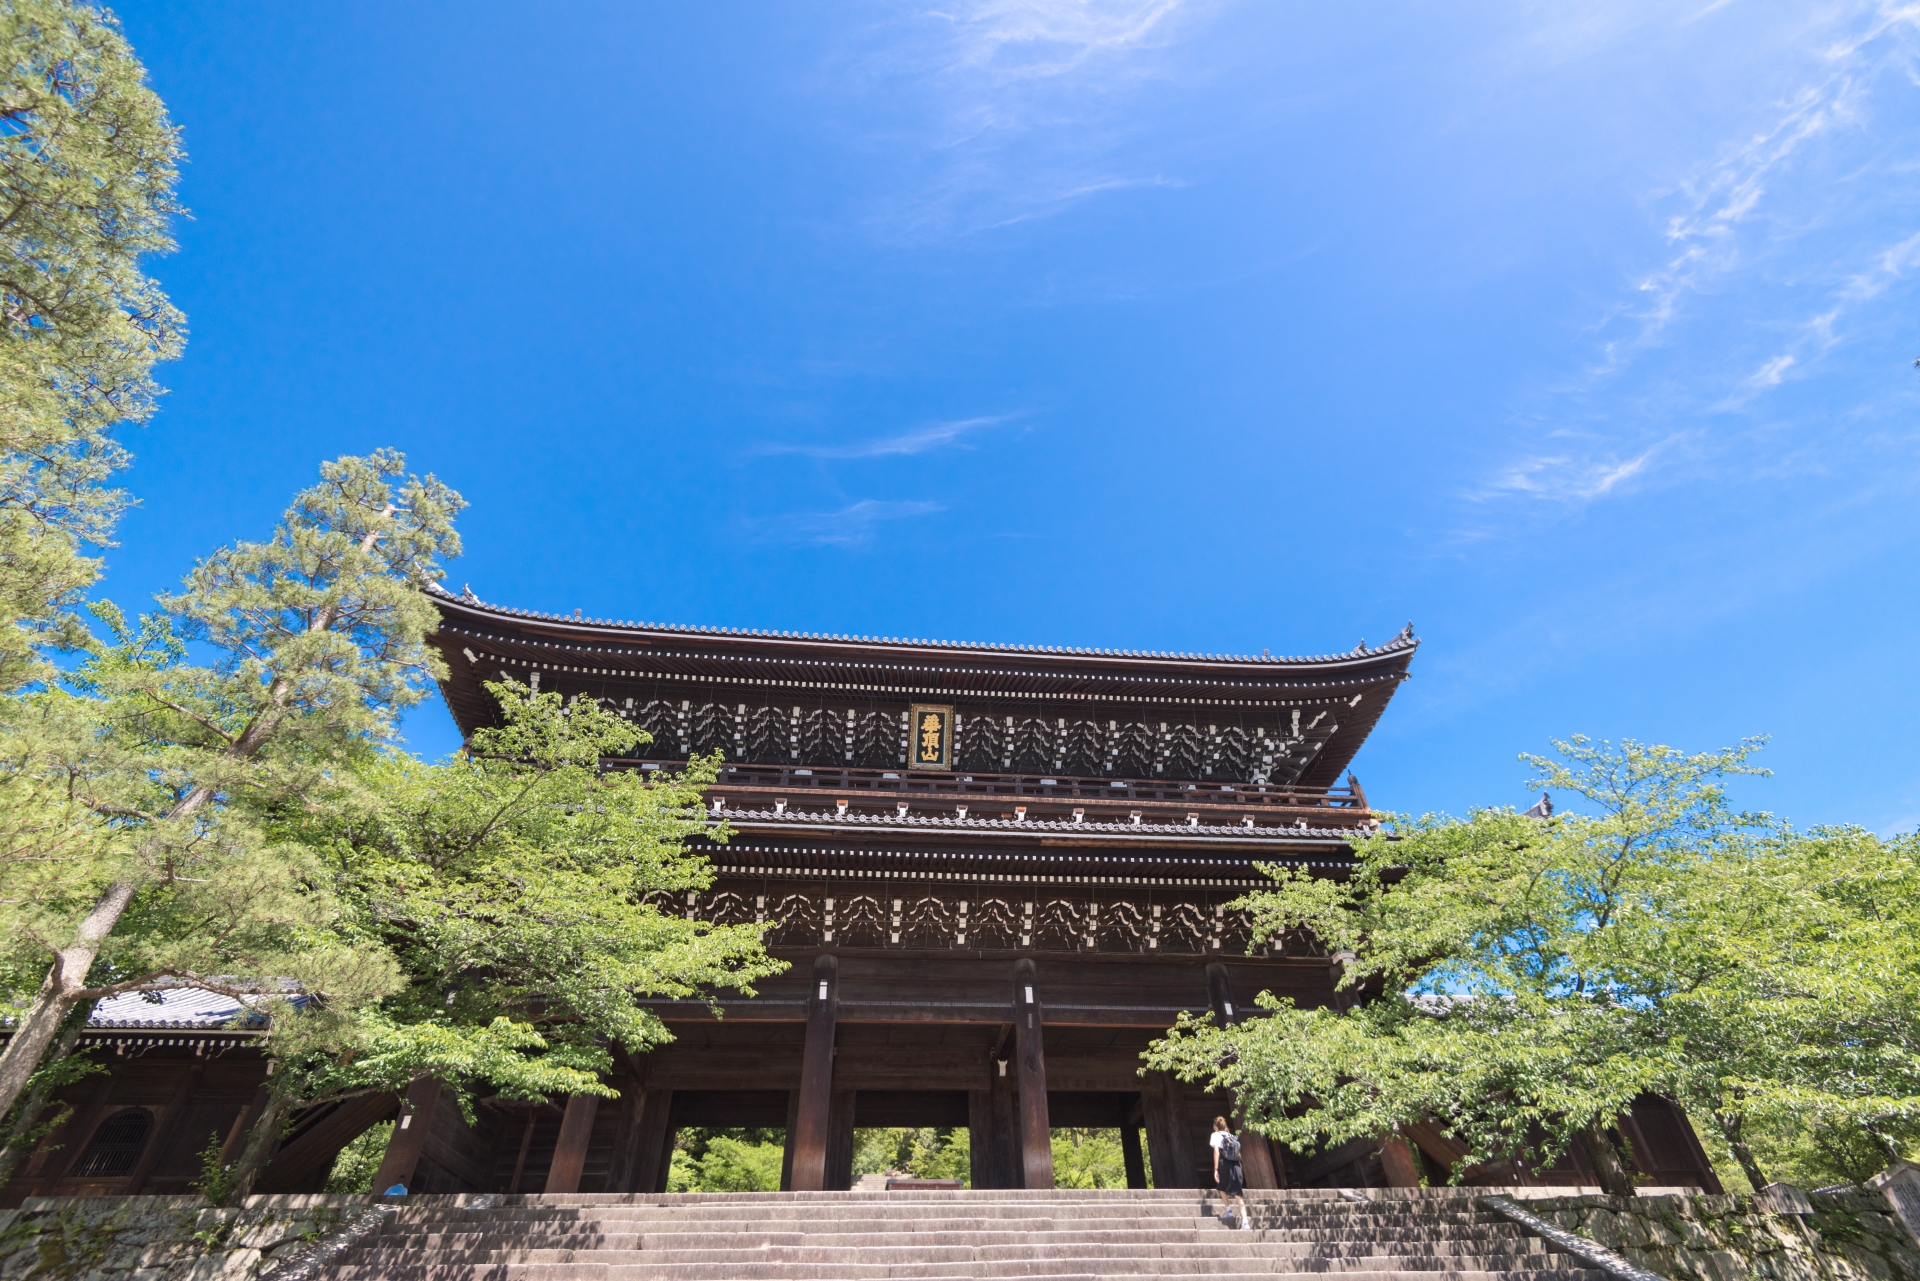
1526,1189,1920,1281
0,1195,367,1281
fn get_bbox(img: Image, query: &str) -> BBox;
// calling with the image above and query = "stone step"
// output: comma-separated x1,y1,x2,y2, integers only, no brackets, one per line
337,1249,1580,1272
322,1266,1608,1281
378,1207,1518,1229
364,1231,1549,1255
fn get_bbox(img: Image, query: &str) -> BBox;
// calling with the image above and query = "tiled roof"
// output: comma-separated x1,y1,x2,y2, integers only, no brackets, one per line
84,986,305,1030
429,581,1419,668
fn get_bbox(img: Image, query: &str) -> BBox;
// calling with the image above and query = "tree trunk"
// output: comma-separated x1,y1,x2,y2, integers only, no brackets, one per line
1581,1114,1637,1197
0,881,137,1122
219,1085,297,1205
0,1022,84,1185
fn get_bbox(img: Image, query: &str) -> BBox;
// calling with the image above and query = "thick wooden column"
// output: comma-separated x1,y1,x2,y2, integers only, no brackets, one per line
827,1088,857,1190
1205,963,1283,1189
1141,1070,1195,1188
789,954,839,1191
1118,1097,1148,1189
1378,1132,1422,1187
126,1058,208,1193
602,1075,644,1194
629,1088,675,1194
967,1089,994,1190
987,1040,1021,1189
372,1077,443,1193
544,1093,600,1193
781,1089,802,1191
1012,958,1054,1189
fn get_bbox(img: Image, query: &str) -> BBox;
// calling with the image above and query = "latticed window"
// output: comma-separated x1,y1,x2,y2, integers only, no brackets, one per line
72,1108,154,1178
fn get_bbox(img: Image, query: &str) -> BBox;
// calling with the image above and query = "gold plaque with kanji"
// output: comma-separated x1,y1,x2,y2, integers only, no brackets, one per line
908,704,953,771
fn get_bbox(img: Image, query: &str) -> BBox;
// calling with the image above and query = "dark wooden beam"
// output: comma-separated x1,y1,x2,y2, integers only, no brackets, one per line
371,1077,443,1194
1141,1070,1193,1188
256,1091,399,1194
1205,962,1282,1189
126,1059,207,1194
1378,1132,1421,1187
629,1088,675,1194
1012,958,1054,1189
543,1093,600,1193
1118,1094,1147,1190
788,954,839,1191
826,1087,856,1191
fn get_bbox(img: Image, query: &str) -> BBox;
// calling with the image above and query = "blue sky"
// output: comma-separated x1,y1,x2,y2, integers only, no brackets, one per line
106,1,1920,830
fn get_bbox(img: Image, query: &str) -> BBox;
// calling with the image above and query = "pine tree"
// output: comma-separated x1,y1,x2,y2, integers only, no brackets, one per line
0,450,462,1122
0,0,185,688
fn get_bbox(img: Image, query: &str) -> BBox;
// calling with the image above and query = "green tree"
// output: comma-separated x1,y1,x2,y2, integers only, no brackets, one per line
1049,1128,1126,1189
1662,824,1920,1187
224,678,784,1200
1146,737,1781,1195
0,450,462,1124
0,0,184,689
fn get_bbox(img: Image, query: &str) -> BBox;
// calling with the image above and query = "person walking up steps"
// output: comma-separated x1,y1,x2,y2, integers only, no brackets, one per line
1211,1115,1250,1229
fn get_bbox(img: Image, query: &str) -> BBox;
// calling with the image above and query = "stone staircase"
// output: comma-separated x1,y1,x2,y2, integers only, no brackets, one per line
310,1188,1616,1281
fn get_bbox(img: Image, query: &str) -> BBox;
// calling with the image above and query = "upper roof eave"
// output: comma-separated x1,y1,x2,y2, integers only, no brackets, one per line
428,585,1420,680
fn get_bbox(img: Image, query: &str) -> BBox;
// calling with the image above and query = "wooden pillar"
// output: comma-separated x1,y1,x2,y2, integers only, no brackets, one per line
543,1093,600,1193
1205,963,1283,1189
1118,1097,1148,1190
629,1088,675,1194
1012,958,1054,1189
1378,1132,1422,1187
826,1088,857,1191
602,1077,644,1194
372,1077,443,1193
789,954,839,1191
219,1084,272,1167
126,1057,208,1194
967,1090,993,1190
780,1089,801,1191
988,1044,1020,1189
1141,1070,1195,1188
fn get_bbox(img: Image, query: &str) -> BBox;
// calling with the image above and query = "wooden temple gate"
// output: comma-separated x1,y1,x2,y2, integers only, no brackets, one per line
0,595,1723,1202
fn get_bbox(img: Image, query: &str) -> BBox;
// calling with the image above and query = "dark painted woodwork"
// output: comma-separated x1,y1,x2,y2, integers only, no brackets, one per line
629,1088,675,1195
124,1058,205,1194
781,1089,801,1191
257,1091,399,1194
1204,963,1282,1190
1118,1097,1148,1190
1378,1133,1422,1188
827,1088,856,1191
1012,959,1054,1189
372,1077,443,1193
789,954,840,1191
987,1042,1020,1190
544,1094,599,1193
1140,1070,1193,1188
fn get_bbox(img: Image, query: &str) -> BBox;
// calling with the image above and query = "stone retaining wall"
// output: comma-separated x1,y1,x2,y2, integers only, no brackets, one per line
1526,1189,1920,1281
0,1195,368,1281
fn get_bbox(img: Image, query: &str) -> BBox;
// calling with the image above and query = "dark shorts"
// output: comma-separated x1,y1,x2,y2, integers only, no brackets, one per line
1218,1158,1244,1196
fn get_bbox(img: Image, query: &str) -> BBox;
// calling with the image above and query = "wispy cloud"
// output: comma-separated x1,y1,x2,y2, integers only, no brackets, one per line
844,0,1210,236
756,414,1015,459
752,499,945,547
1478,444,1665,504
1471,2,1920,513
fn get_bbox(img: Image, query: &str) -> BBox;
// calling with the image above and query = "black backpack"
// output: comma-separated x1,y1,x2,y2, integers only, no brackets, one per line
1219,1132,1241,1162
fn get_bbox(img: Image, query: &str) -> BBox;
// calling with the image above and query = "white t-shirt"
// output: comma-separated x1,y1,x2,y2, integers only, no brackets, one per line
1210,1131,1237,1153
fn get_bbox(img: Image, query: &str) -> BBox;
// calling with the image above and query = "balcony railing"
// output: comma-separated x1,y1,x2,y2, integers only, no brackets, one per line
621,760,1366,810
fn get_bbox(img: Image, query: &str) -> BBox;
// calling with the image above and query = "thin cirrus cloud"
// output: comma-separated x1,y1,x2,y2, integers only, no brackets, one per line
1475,2,1920,514
752,500,946,548
848,0,1204,237
754,414,1015,460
